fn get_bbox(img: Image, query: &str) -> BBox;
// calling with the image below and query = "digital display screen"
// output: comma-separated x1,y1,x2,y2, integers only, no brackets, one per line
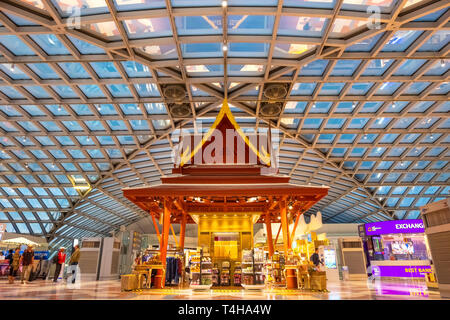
391,241,414,255
324,249,337,269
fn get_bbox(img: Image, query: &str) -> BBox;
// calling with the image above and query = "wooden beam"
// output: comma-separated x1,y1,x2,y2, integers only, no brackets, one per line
156,198,171,289
280,198,290,254
179,211,187,250
265,212,274,258
149,211,161,246
170,223,179,248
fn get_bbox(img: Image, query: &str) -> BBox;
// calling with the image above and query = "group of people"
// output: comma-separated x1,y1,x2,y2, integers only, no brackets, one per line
2,244,81,284
4,245,35,284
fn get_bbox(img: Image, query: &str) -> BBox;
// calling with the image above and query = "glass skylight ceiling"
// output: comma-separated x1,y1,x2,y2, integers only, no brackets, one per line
0,0,448,248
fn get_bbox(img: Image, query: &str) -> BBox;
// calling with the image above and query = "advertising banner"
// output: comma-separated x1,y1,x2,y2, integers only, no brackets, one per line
364,219,424,236
371,265,432,278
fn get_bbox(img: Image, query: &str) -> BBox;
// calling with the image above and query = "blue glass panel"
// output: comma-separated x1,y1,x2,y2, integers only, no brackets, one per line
79,85,105,98
360,133,377,143
284,0,335,8
58,62,90,79
121,61,152,78
299,60,328,76
330,60,361,76
67,36,105,54
228,15,274,35
394,161,412,170
0,121,18,131
360,101,383,113
310,102,332,113
400,133,420,143
0,64,29,79
416,117,438,129
278,16,327,37
67,149,85,159
181,43,222,58
145,103,167,114
86,149,105,158
377,161,393,170
17,121,39,132
97,104,117,115
418,31,449,51
106,149,123,158
0,86,24,99
175,16,222,35
30,34,69,55
338,134,356,143
414,8,447,21
79,163,95,171
436,173,450,182
39,121,61,132
51,85,78,98
382,31,423,52
346,33,384,52
319,83,345,95
335,101,357,113
22,105,45,117
425,60,449,76
348,82,373,95
426,147,445,157
360,161,375,169
117,136,136,145
129,120,149,130
273,43,315,59
186,64,223,76
55,136,75,146
368,146,385,157
107,84,132,98
362,59,394,76
90,62,120,78
4,13,38,26
61,121,83,131
394,59,427,76
27,63,59,79
291,83,316,95
228,43,269,58
432,82,450,94
94,136,113,146
398,198,414,207
325,118,345,129
45,104,69,116
330,148,346,156
85,121,105,131
348,118,369,129
24,86,51,98
283,102,305,114
317,134,335,143
384,101,408,113
388,147,406,157
393,117,415,129
375,82,402,95
302,118,323,129
51,0,109,17
385,173,401,183
0,35,35,55
408,101,434,113
418,173,435,183
34,136,54,145
430,160,447,170
107,120,127,131
404,82,430,95
0,105,21,116
120,104,141,115
413,161,430,170
135,84,160,97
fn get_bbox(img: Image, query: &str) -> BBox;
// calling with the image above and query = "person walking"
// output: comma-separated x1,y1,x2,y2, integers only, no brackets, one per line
310,248,323,270
68,245,80,284
53,247,66,283
20,245,34,284
6,249,19,284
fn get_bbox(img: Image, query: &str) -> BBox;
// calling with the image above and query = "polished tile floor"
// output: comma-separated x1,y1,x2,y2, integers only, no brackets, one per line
0,278,445,300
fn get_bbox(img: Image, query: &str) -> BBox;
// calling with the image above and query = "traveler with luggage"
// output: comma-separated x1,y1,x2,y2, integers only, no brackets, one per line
20,245,34,284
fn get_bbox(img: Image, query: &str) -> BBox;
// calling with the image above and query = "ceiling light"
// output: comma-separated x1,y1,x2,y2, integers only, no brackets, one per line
392,102,396,108
10,64,15,71
222,0,227,7
222,43,228,51
430,134,434,139
288,205,293,210
86,136,90,141
24,163,28,168
57,105,62,111
22,137,27,143
277,216,281,220
96,104,101,111
312,102,316,108
352,102,356,109
441,59,446,67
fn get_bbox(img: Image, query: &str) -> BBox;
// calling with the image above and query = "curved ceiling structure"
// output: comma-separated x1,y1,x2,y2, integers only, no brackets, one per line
0,0,448,249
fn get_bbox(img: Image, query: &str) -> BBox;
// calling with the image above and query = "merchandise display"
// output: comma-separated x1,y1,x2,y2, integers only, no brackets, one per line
190,249,212,287
242,249,265,287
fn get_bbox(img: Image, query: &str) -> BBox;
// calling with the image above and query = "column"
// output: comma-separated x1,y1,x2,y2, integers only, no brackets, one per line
265,212,274,258
155,198,171,289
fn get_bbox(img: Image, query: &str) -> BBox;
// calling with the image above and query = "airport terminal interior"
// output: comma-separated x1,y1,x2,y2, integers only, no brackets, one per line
0,0,449,300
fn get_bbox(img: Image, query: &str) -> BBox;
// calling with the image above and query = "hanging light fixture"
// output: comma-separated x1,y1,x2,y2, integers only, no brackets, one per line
222,42,228,51
441,59,446,67
222,0,228,7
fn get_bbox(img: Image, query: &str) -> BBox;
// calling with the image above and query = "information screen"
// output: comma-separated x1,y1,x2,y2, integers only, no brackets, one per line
324,248,337,269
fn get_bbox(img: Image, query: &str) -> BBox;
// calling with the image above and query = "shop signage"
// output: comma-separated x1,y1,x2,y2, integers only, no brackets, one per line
364,219,424,236
371,265,432,278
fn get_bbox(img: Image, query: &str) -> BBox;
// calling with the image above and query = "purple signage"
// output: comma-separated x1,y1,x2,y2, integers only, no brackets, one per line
364,219,424,236
371,265,432,278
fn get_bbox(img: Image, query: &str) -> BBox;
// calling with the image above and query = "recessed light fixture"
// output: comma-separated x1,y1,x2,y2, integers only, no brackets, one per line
441,59,446,67
57,105,62,111
312,102,316,108
352,102,356,109
222,0,227,7
222,43,228,51
392,102,396,108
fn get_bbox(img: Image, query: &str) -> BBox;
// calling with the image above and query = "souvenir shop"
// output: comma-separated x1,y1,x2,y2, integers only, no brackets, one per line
122,100,331,293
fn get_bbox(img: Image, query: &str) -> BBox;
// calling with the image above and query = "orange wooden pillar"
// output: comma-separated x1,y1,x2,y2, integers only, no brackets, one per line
150,211,161,247
179,212,187,250
265,212,274,258
155,198,171,289
280,199,296,288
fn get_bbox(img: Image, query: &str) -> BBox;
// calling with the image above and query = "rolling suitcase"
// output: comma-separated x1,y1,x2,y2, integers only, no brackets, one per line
121,274,138,291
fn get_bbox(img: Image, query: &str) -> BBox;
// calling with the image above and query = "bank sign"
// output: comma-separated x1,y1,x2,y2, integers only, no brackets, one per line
371,265,432,278
365,219,424,236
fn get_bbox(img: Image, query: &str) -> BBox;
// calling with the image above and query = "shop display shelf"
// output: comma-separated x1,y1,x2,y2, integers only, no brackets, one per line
190,284,212,291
